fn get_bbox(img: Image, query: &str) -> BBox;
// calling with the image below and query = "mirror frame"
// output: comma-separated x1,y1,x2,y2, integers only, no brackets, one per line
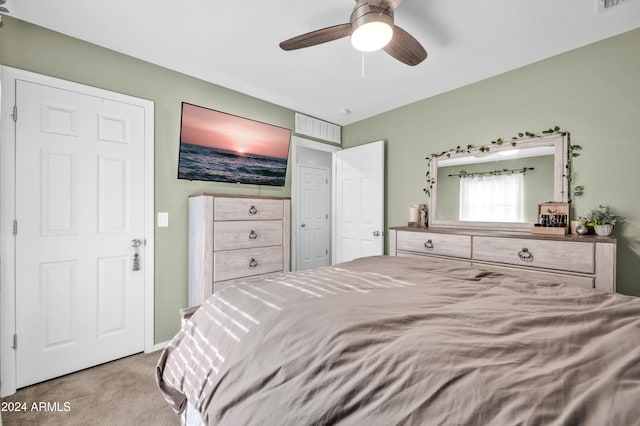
428,134,569,232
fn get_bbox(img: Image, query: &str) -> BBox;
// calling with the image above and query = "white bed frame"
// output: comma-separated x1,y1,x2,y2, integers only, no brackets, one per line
182,403,203,426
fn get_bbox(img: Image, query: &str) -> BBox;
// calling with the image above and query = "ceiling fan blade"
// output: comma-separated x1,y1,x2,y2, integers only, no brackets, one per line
280,23,351,51
384,25,427,66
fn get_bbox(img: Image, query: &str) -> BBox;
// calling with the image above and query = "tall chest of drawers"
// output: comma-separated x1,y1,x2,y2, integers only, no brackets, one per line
389,227,617,292
188,194,291,306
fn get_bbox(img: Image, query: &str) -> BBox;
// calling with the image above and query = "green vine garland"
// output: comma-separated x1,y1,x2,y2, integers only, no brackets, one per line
424,126,583,202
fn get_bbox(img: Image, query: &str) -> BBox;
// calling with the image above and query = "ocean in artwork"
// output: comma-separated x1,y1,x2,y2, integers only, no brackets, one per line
178,143,287,186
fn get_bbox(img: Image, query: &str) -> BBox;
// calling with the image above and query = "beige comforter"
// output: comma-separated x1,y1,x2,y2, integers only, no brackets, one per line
156,256,640,425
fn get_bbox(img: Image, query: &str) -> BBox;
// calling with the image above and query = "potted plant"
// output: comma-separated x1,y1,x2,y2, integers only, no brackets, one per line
580,204,624,236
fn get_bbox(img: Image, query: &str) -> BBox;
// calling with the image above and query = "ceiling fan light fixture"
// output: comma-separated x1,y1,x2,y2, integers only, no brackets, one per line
351,20,393,52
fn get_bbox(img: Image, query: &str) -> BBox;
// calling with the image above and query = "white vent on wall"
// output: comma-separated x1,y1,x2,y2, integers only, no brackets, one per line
598,0,638,12
294,113,341,145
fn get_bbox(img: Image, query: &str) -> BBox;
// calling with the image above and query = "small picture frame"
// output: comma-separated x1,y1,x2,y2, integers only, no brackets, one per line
532,202,569,235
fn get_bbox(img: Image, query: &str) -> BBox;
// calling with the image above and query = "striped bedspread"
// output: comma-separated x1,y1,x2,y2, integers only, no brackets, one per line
156,255,640,425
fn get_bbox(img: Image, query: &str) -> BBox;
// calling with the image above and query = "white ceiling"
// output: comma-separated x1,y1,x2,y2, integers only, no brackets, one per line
6,0,640,125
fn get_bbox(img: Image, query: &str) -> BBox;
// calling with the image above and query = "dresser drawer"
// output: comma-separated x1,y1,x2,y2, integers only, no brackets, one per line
396,231,471,259
214,197,284,221
473,237,594,274
213,220,283,251
214,246,283,282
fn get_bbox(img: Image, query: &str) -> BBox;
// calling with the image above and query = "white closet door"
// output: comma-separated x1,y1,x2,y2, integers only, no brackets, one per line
298,164,330,270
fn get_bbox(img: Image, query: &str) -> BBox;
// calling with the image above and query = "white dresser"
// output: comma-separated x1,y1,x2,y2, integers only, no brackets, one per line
389,227,617,292
188,194,291,306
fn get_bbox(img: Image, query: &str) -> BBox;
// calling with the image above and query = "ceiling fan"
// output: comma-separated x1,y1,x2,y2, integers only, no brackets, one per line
279,0,427,66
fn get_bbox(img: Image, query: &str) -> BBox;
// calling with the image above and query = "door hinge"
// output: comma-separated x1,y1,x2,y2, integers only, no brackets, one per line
12,334,17,349
13,220,17,236
12,105,17,122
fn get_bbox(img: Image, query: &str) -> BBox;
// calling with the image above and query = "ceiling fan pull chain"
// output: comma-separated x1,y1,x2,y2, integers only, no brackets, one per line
362,52,365,78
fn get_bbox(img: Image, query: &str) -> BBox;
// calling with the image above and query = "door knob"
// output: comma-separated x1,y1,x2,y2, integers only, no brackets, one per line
373,231,380,237
301,223,306,228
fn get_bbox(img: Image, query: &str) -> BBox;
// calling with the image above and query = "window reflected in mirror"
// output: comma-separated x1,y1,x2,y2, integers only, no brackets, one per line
459,173,525,222
435,148,555,223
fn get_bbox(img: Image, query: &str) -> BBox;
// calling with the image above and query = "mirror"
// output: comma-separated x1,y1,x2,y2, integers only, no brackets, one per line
428,134,569,231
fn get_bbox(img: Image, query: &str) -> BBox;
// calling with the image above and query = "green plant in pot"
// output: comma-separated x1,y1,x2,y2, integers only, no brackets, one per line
580,204,624,236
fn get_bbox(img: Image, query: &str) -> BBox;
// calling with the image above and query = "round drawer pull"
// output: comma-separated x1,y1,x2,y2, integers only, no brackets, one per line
249,258,258,268
424,239,434,249
248,205,258,215
249,231,258,240
518,248,533,262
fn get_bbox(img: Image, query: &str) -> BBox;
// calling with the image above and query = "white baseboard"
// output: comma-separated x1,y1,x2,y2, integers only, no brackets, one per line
150,340,170,352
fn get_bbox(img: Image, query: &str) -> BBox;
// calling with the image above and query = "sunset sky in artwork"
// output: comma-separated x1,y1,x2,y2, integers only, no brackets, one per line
180,103,291,159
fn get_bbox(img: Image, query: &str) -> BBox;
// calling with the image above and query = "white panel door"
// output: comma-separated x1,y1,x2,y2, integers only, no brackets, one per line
297,164,330,270
15,80,146,387
334,141,384,263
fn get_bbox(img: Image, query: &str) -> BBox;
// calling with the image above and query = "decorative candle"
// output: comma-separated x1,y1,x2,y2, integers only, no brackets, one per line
409,204,419,224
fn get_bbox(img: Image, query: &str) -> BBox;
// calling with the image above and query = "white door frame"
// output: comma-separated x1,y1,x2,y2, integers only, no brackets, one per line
0,66,155,397
290,136,341,271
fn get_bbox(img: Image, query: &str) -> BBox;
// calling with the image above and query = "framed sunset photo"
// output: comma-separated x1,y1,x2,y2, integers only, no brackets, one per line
177,102,291,186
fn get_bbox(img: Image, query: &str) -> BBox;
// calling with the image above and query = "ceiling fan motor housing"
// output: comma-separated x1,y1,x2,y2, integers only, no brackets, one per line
350,1,394,33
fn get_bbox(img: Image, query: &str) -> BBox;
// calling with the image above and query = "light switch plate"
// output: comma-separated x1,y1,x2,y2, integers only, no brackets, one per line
157,212,169,227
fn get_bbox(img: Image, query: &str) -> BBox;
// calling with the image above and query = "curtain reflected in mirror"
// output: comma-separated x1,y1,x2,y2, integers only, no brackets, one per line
459,174,524,222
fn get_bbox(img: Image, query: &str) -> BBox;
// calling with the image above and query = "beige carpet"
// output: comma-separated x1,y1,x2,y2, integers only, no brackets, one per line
0,351,180,426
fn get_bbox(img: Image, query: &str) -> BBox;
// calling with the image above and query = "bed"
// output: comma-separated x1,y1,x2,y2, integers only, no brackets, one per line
156,255,640,425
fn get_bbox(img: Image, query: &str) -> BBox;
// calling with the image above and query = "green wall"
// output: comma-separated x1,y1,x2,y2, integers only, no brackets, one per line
2,16,639,345
0,17,297,343
343,28,640,297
